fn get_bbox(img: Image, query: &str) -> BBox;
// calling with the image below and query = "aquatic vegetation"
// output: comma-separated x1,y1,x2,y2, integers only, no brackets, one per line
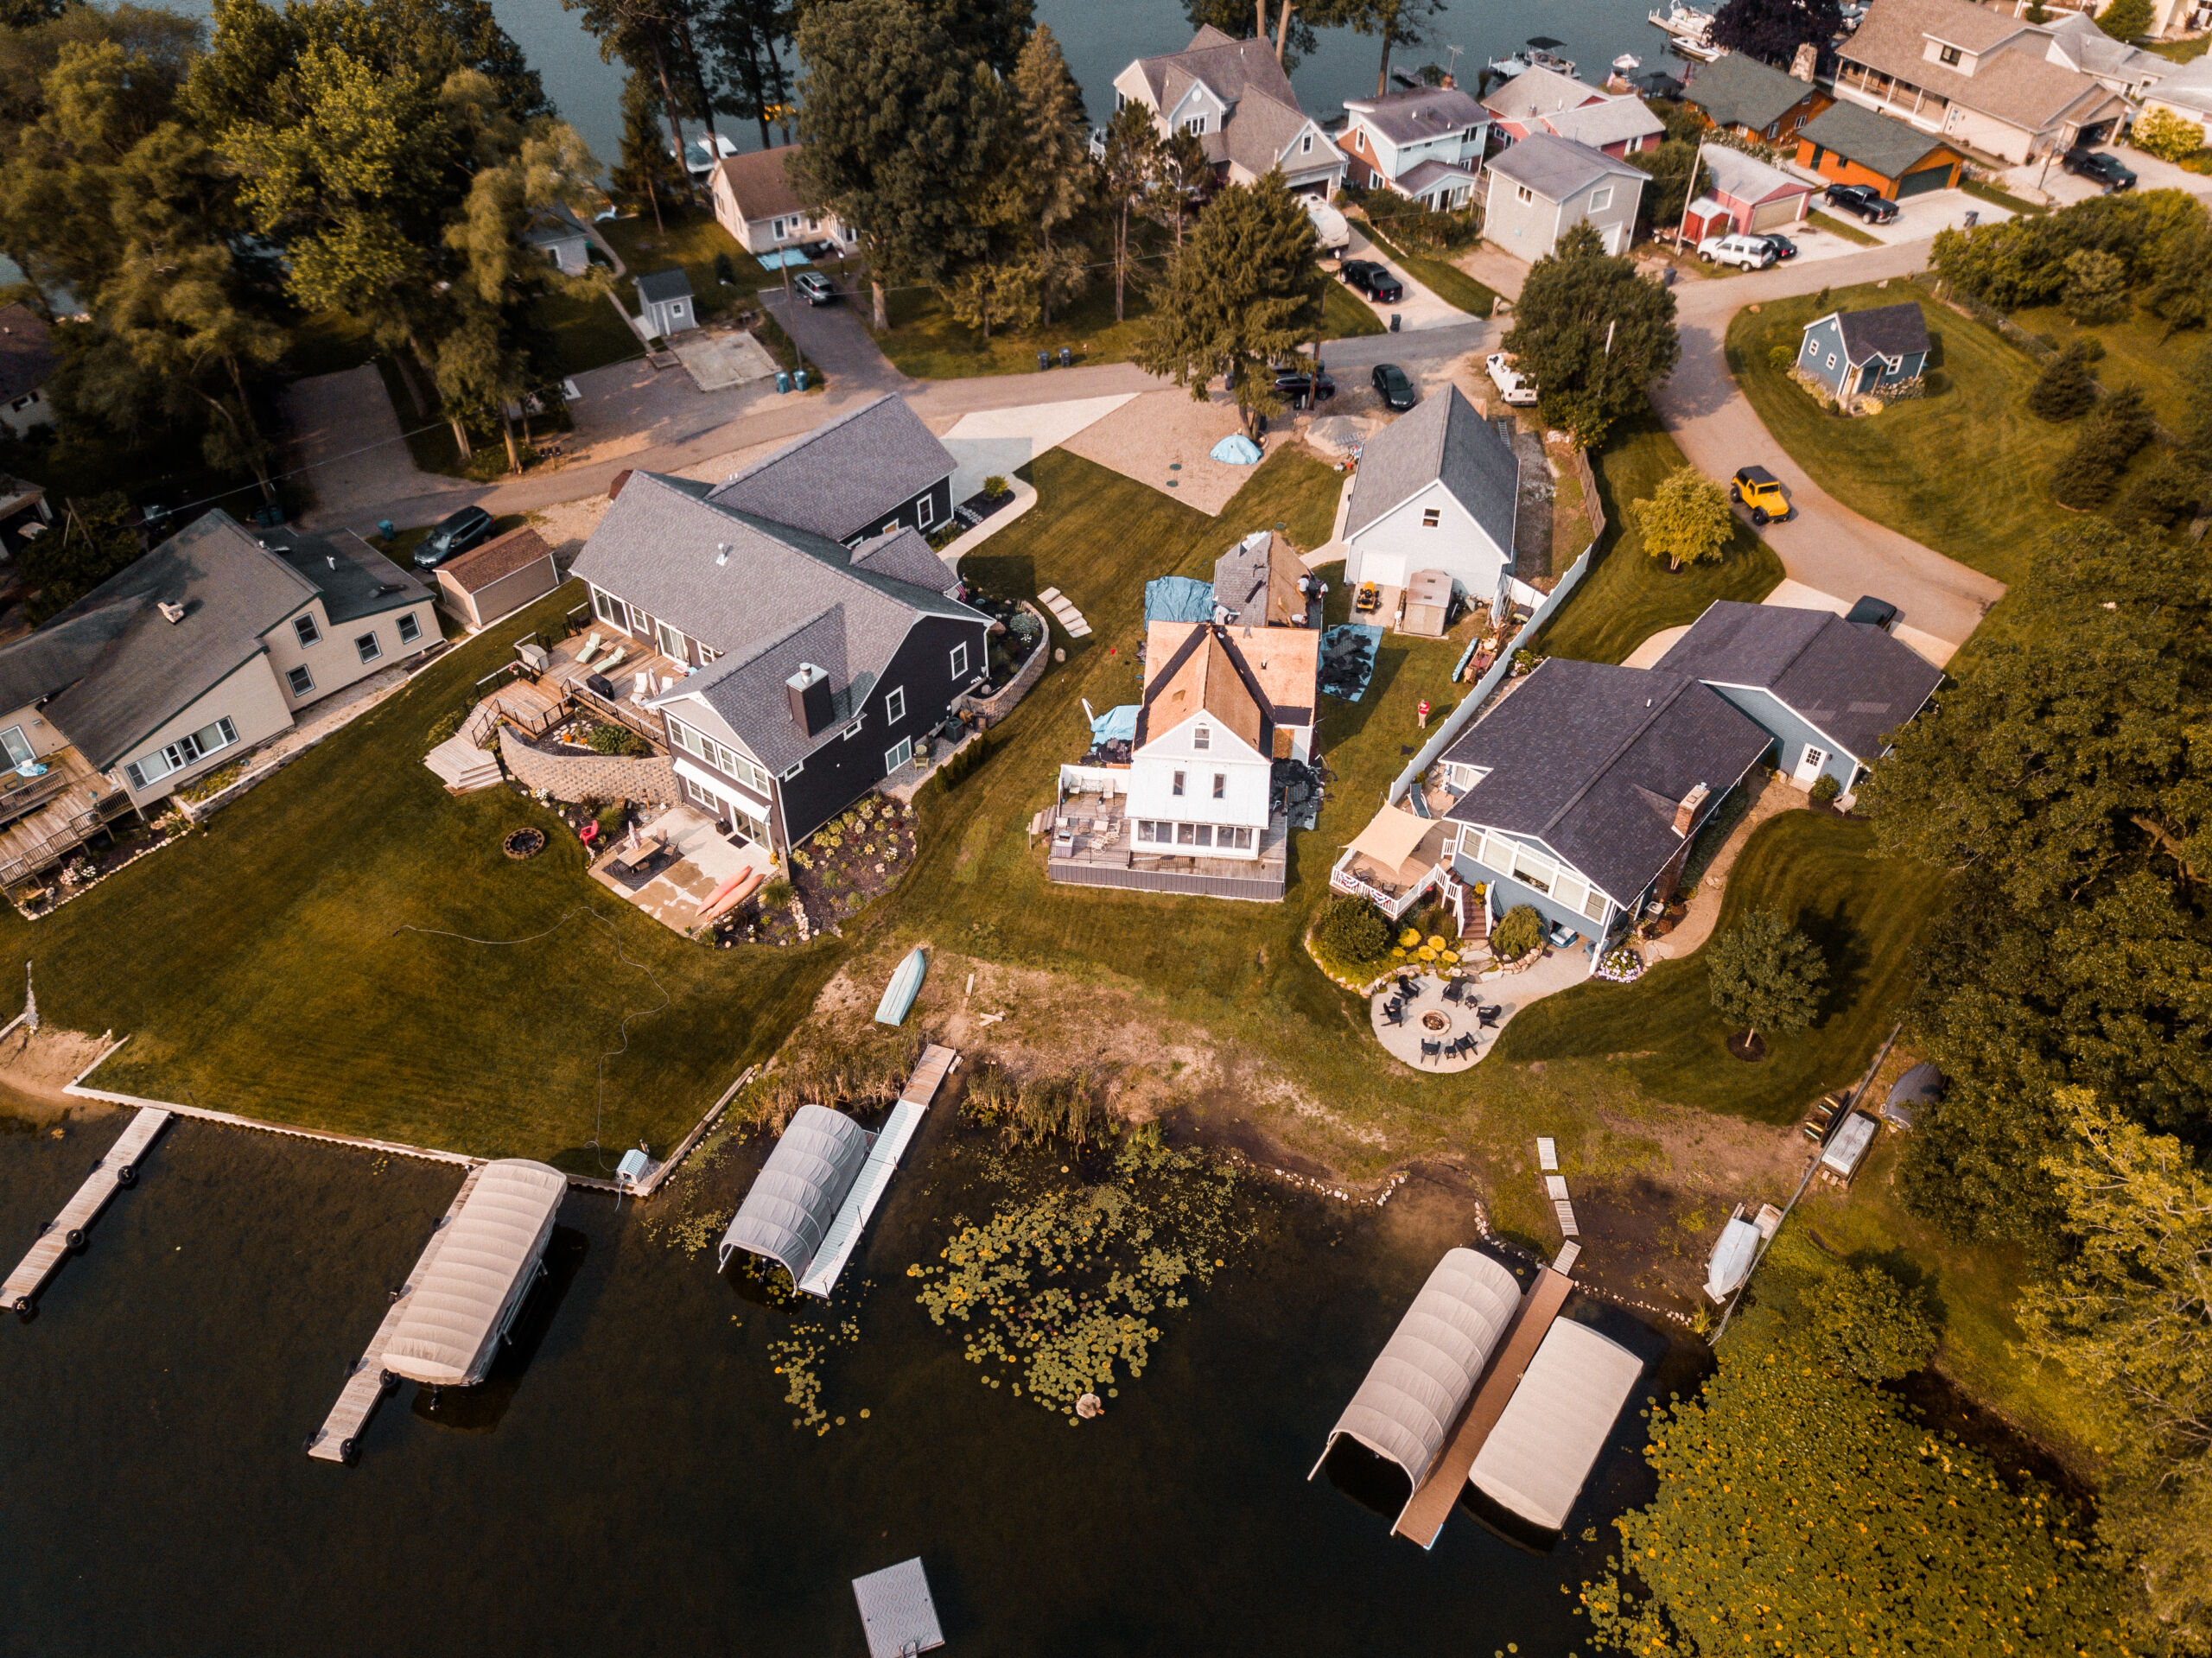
767,1313,863,1433
908,1130,1246,1420
959,1060,1110,1150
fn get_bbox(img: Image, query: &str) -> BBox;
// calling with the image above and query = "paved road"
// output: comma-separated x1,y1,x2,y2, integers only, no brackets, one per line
1653,238,2005,658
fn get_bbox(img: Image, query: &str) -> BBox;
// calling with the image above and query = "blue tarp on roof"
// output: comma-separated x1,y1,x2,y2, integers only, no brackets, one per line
1144,575,1216,626
758,248,813,270
1090,704,1140,743
1211,433,1262,465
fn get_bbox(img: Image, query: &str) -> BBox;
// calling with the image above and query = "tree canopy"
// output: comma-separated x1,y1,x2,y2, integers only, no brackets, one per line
1706,906,1826,1042
1711,0,1842,67
1500,222,1680,448
1636,465,1733,570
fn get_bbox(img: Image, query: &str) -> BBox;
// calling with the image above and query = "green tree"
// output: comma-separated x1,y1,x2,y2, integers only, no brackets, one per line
2145,203,2212,332
2179,339,2212,473
2133,105,2207,164
2098,0,2153,39
2061,245,2130,325
1150,123,1210,248
1626,137,1700,231
1580,1318,2139,1656
1098,102,1160,323
2052,383,2153,508
1706,906,1825,1044
610,66,685,231
696,0,794,149
1808,1263,1938,1381
1634,465,1732,571
1181,0,1331,73
1490,904,1544,960
1318,893,1391,964
2027,340,2099,422
791,0,1007,330
1008,25,1090,327
1500,222,1679,448
1711,0,1844,66
562,0,711,207
20,491,143,621
1340,0,1442,98
1133,172,1321,436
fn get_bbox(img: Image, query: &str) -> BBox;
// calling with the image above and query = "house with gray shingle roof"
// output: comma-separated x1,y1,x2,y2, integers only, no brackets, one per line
707,393,957,546
1482,133,1645,258
1108,26,1344,198
1344,386,1521,617
1651,600,1942,793
1796,300,1931,399
1440,657,1770,957
571,432,989,852
0,303,59,435
1682,50,1833,146
1338,85,1488,210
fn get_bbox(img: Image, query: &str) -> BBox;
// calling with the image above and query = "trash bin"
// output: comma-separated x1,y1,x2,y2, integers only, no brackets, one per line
775,370,791,394
1038,350,1050,371
1058,346,1072,368
377,519,396,542
1389,313,1402,333
794,368,809,391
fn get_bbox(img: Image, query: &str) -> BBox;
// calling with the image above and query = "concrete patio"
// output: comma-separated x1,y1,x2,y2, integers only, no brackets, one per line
588,804,776,934
1370,943,1602,1071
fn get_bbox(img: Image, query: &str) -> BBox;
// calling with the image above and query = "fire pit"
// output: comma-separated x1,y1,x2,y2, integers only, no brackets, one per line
1421,1010,1450,1032
503,827,546,860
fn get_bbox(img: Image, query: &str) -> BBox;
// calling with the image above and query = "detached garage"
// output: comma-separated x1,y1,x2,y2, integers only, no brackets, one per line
435,524,562,631
1794,100,1965,199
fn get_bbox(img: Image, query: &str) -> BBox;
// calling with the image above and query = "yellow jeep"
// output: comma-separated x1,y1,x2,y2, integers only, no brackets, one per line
1730,466,1793,525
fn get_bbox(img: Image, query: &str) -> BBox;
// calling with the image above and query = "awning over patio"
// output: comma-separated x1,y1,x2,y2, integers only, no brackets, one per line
1348,804,1442,873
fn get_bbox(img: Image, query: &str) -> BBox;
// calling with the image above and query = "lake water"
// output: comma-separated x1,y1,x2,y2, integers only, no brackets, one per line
0,1104,1688,1655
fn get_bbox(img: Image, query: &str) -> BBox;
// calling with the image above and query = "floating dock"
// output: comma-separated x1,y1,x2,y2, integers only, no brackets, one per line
4,1106,170,1315
853,1557,945,1658
307,1166,484,1464
1393,1266,1573,1549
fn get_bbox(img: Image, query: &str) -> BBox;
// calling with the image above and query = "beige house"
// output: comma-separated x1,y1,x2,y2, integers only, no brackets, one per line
0,510,440,834
709,146,857,258
1108,26,1346,198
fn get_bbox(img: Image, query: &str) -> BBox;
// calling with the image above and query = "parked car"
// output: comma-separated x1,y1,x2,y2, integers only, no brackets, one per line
1729,465,1792,525
1822,183,1899,224
1845,594,1899,631
1754,232,1799,261
1342,259,1404,304
414,505,496,569
1371,362,1417,410
1274,367,1336,406
1485,352,1539,406
791,270,838,305
1699,232,1777,270
2061,148,2136,192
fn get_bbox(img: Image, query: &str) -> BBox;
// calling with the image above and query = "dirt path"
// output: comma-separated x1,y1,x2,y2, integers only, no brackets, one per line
1649,776,1805,962
0,1025,118,1123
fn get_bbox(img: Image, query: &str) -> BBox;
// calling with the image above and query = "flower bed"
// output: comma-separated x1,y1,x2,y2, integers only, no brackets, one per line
1593,944,1644,984
719,794,918,947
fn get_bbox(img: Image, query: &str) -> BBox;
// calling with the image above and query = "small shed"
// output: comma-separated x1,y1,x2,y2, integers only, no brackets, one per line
522,204,592,276
1821,1111,1879,1181
1696,145,1814,234
637,267,697,340
1401,569,1452,637
380,1159,567,1387
435,524,561,630
1796,302,1931,401
1467,1317,1644,1531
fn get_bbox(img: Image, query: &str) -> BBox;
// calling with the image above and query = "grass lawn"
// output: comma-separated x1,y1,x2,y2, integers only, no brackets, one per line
1497,810,1935,1121
1533,408,1785,664
1962,177,2046,217
4,582,838,1167
2006,301,2204,433
1727,279,2093,589
532,285,643,377
597,207,759,322
1806,210,1882,247
1358,224,1500,318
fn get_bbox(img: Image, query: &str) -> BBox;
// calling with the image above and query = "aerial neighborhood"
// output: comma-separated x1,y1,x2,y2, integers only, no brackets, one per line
3,0,2211,1648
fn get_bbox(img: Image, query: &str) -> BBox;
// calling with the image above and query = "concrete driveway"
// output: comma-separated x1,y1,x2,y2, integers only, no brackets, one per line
2002,145,2212,207
1338,227,1471,331
1654,239,2004,662
1827,187,2014,245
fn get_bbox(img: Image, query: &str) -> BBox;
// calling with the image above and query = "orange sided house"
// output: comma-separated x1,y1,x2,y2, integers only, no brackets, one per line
1794,98,1967,198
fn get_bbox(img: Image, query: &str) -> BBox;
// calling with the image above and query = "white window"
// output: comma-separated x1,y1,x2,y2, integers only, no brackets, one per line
355,632,382,664
1192,824,1214,848
782,759,804,780
916,492,938,530
1826,353,1838,370
594,587,623,626
1116,91,1127,111
1212,772,1225,799
1512,845,1554,894
1589,187,1613,212
1355,130,1367,152
885,686,906,724
1138,820,1168,843
1227,826,1254,849
885,736,913,772
950,642,969,678
1178,823,1198,844
626,601,650,636
1173,770,1186,797
1581,885,1608,924
1193,725,1210,751
1300,133,1313,155
293,614,321,648
1184,115,1208,135
1421,507,1441,528
287,665,315,697
397,613,422,645
1516,184,1534,203
1939,43,1960,64
657,620,686,662
842,718,864,740
698,645,721,664
125,716,238,791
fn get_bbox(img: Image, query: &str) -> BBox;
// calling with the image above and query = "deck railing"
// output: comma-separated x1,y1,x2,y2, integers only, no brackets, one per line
0,766,76,829
0,797,128,889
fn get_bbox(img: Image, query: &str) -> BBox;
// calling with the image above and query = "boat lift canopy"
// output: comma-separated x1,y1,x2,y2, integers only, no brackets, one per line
380,1159,567,1386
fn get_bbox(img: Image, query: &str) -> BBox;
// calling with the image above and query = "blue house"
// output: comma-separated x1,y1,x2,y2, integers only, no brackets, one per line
1440,659,1770,954
1796,302,1930,399
1653,601,1943,795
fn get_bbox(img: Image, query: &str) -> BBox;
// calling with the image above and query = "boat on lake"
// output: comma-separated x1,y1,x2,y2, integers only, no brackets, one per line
1647,1,1720,58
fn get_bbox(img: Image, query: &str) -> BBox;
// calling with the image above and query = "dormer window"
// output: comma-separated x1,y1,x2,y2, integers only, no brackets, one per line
1938,43,1961,64
1300,132,1313,155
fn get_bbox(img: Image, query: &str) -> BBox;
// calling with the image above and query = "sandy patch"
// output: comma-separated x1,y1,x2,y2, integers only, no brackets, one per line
1059,387,1297,514
0,1025,118,1122
527,493,613,562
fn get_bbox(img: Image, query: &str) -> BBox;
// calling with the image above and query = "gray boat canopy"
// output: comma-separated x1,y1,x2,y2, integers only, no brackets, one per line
382,1159,566,1387
1310,1248,1522,1502
718,1104,870,1283
1469,1318,1645,1531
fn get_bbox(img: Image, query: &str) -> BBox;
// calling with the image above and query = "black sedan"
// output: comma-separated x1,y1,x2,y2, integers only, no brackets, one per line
1342,259,1403,304
2061,148,2136,192
1371,362,1417,410
1754,232,1799,261
1274,367,1336,406
413,505,495,570
1822,183,1899,225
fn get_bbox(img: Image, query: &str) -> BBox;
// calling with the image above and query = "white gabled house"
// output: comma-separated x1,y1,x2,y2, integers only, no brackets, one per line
1336,84,1491,210
1344,385,1522,618
1107,26,1346,198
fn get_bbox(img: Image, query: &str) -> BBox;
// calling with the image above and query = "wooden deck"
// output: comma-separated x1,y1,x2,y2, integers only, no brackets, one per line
1046,793,1288,902
796,1045,956,1299
0,746,130,889
541,633,683,742
1392,1266,1574,1549
3,1107,170,1313
307,1165,484,1464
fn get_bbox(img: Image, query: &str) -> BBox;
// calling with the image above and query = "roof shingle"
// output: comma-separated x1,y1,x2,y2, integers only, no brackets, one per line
705,394,954,543
1345,384,1521,549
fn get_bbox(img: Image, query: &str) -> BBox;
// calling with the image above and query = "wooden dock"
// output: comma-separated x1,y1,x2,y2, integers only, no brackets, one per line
797,1045,957,1299
307,1165,483,1464
3,1106,170,1314
1393,1266,1574,1549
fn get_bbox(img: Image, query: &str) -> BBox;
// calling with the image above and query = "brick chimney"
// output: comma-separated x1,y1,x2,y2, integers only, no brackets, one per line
1673,782,1710,836
1790,42,1818,82
785,662,833,734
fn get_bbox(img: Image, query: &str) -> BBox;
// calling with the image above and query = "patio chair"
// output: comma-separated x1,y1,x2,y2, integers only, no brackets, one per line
598,646,628,675
1475,1004,1503,1029
1421,1039,1442,1064
1442,979,1466,1005
1395,974,1419,999
575,630,604,664
1382,1000,1405,1026
1454,1033,1476,1058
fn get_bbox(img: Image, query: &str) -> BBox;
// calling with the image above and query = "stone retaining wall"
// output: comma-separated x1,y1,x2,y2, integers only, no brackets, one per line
959,601,1051,727
499,725,680,805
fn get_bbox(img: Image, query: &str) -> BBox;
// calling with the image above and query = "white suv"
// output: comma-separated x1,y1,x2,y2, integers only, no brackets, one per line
1485,352,1538,406
1698,232,1777,270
